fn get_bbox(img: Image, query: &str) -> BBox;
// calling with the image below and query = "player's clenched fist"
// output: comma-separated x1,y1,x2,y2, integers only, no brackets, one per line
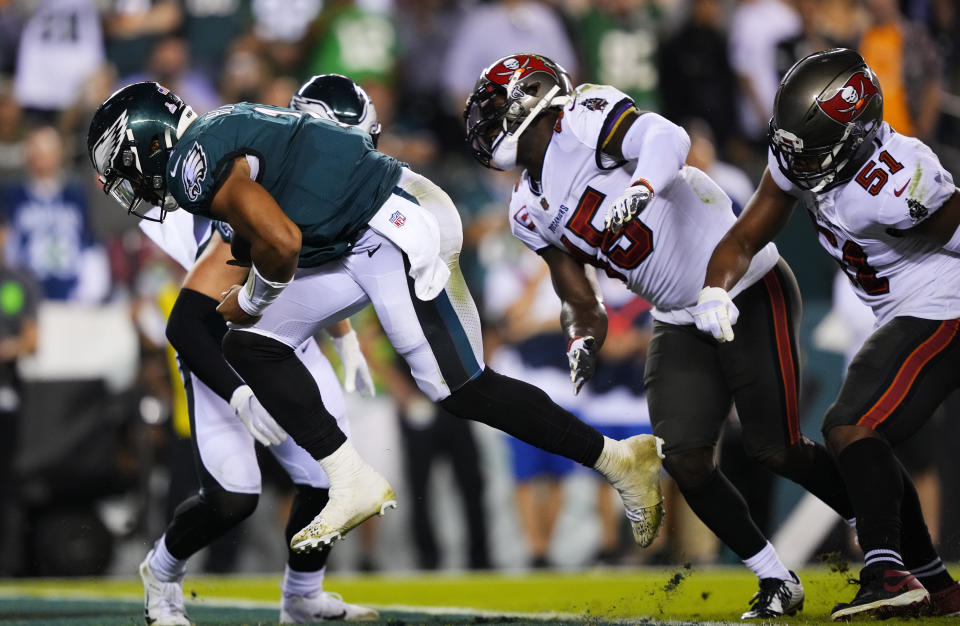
604,182,652,233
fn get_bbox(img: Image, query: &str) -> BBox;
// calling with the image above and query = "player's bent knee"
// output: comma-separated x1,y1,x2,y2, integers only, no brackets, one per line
204,489,259,526
752,442,811,478
662,448,716,491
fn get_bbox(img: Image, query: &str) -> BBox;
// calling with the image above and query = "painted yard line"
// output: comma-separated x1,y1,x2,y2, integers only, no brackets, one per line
0,590,718,624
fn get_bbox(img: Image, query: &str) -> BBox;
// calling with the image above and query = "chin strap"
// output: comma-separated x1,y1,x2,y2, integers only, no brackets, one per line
176,106,198,140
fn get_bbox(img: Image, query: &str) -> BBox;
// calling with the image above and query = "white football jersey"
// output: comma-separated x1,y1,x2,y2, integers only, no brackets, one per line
509,84,778,325
768,122,958,326
139,208,214,271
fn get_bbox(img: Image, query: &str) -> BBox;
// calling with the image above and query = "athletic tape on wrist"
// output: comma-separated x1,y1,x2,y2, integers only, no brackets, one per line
236,265,291,316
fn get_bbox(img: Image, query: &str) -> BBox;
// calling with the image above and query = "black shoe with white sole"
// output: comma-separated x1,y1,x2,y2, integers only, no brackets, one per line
830,565,929,622
741,570,804,619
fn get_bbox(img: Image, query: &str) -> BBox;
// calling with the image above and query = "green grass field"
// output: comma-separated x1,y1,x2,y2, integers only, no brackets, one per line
0,565,953,624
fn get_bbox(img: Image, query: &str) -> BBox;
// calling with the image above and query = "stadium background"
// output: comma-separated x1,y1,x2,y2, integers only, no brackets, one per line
0,0,959,622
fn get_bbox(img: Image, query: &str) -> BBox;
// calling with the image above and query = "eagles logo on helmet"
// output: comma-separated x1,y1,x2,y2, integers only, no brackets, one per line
86,81,197,222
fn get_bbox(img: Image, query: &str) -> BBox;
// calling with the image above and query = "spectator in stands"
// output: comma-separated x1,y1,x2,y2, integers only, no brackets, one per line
394,0,466,151
728,0,800,145
860,0,943,141
775,0,849,78
125,35,220,114
658,0,738,153
0,80,25,182
0,212,39,576
305,0,398,129
103,0,181,79
250,0,321,74
441,0,578,118
13,0,104,122
219,45,272,105
568,0,664,112
0,126,109,302
484,247,580,568
181,0,247,80
0,0,23,76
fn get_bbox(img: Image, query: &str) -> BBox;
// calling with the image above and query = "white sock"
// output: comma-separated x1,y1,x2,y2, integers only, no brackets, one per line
319,441,369,486
149,534,187,582
282,565,325,597
743,541,791,581
592,436,620,477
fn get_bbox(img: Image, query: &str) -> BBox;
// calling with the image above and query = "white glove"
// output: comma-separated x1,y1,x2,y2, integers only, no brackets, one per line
693,287,740,342
230,385,288,446
604,182,653,232
409,255,450,302
566,336,597,395
332,329,375,397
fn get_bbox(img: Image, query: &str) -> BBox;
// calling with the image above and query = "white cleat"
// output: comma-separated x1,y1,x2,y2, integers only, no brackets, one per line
742,571,805,619
598,434,665,548
139,550,190,626
290,469,397,552
280,591,379,623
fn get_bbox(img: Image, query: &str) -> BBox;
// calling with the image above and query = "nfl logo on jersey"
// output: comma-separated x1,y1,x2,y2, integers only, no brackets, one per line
390,211,406,227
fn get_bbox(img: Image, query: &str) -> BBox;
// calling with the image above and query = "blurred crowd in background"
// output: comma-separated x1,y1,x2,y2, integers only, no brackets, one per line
0,0,959,579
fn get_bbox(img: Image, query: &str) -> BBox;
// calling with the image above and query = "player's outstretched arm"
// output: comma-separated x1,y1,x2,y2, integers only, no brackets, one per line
541,247,607,394
209,156,302,325
704,168,795,291
696,168,794,342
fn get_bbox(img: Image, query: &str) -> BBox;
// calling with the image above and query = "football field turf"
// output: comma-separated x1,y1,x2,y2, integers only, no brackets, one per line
0,566,953,624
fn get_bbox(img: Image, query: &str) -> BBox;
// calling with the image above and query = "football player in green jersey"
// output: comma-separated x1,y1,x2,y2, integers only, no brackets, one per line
87,81,665,555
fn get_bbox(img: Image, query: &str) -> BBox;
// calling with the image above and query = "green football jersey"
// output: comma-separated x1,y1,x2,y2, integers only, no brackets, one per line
166,102,403,266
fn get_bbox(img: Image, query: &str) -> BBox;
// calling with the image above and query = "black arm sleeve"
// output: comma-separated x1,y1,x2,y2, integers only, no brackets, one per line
166,288,244,402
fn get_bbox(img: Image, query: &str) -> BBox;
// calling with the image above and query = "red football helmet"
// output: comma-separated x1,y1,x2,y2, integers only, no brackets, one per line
463,53,572,169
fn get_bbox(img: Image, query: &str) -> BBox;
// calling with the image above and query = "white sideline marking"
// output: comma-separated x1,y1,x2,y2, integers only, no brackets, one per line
0,589,743,624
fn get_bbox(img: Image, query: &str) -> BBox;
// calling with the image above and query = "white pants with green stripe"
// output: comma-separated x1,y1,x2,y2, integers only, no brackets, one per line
236,168,485,401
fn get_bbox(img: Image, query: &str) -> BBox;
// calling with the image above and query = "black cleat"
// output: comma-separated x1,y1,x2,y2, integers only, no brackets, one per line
830,565,929,621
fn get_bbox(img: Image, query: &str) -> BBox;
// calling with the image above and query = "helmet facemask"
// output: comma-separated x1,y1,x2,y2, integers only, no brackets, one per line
88,82,195,222
769,119,877,193
464,54,572,170
768,50,883,193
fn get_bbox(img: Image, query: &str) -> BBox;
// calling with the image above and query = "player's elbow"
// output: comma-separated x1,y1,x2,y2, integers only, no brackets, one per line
276,224,302,261
260,224,302,270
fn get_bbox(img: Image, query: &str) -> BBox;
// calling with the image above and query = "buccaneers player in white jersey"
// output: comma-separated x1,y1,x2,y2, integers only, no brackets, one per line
464,53,855,619
700,48,960,620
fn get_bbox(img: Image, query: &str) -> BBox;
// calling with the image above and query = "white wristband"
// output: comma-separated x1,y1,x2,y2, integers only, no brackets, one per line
236,264,291,316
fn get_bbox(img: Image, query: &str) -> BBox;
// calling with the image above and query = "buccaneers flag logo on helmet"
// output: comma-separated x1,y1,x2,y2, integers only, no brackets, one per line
484,55,561,89
817,71,880,124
